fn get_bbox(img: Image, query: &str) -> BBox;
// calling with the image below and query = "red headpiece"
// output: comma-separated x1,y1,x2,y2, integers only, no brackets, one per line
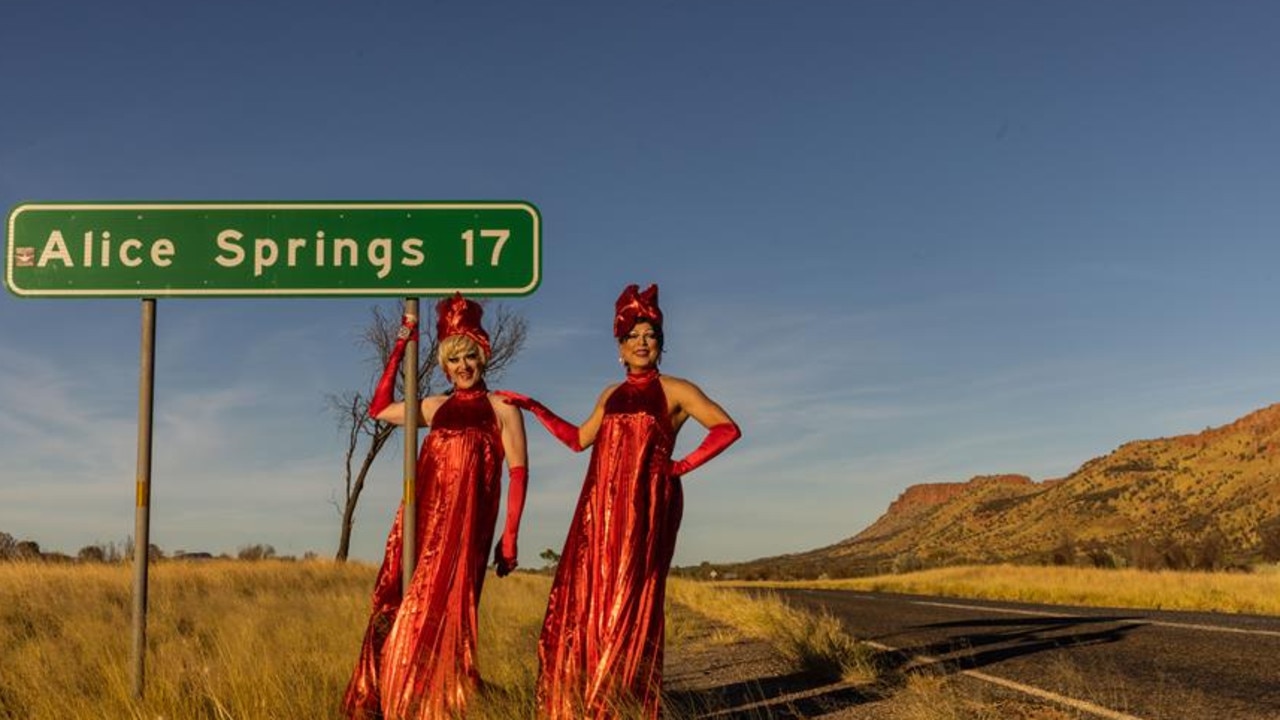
435,292,491,357
613,283,663,339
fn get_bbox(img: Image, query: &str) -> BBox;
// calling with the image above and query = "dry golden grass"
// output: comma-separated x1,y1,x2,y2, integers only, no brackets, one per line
668,579,877,684
0,559,554,720
13,560,1242,719
0,560,366,719
736,562,1280,616
893,671,1079,720
0,561,876,720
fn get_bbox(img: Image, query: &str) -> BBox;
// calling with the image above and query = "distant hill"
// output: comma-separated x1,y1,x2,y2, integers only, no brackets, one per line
714,403,1280,580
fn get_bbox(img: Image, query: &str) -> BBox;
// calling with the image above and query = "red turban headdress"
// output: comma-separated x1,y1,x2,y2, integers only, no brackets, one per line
613,283,663,339
435,292,491,357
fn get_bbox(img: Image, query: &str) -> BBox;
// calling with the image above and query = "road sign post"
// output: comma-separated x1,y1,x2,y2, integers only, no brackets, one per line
132,298,156,698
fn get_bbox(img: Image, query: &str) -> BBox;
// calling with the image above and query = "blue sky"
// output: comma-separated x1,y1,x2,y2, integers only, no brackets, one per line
4,1,1280,567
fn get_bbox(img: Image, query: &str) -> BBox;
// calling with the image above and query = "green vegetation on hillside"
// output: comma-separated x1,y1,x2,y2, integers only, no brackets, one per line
714,403,1280,581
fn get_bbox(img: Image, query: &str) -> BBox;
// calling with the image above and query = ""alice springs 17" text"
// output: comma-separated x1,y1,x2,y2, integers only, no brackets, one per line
25,227,513,278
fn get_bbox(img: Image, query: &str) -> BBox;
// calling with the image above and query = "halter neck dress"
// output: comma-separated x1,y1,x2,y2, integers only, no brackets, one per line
342,384,504,720
537,369,682,719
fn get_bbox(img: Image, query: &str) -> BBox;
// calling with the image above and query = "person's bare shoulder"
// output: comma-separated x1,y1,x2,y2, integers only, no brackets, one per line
420,394,450,422
599,381,623,403
659,374,701,398
488,393,522,421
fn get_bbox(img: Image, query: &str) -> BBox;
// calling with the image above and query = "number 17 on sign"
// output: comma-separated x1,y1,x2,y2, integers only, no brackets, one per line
461,229,510,267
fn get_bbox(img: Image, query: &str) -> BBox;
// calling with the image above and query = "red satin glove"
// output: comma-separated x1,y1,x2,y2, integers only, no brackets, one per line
671,422,741,477
493,390,583,452
368,315,418,419
493,466,527,577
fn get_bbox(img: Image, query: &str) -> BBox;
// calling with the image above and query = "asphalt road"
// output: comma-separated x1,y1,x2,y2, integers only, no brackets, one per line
768,588,1280,720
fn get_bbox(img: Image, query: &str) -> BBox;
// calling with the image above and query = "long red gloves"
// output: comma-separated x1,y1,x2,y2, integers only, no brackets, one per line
493,390,582,452
496,388,740,475
671,422,741,477
368,316,418,419
494,466,527,577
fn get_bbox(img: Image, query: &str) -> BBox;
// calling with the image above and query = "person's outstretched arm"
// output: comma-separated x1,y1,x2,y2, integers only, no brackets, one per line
494,386,612,452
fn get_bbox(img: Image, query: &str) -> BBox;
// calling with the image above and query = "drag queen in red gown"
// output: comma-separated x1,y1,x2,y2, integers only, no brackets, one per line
342,294,528,720
498,284,741,719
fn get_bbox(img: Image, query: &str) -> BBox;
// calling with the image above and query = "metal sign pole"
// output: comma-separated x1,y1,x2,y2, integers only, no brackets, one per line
131,298,157,698
401,297,419,593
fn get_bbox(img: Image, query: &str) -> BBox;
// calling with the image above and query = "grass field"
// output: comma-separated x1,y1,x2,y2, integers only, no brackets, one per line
0,560,846,719
2,560,1275,719
737,562,1280,616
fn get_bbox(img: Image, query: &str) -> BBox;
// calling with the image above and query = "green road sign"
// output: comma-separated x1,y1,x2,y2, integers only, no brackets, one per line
4,201,540,297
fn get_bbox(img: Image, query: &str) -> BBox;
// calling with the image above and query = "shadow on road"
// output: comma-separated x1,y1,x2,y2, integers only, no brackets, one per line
882,614,1145,672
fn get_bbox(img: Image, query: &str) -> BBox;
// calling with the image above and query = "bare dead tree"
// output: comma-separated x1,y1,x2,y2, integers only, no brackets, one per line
330,302,528,561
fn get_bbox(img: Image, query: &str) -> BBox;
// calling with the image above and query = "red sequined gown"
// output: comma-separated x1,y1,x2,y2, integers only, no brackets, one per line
342,384,504,720
537,369,681,719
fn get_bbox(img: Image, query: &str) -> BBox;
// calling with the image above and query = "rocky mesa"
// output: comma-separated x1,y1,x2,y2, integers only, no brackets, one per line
716,404,1280,580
